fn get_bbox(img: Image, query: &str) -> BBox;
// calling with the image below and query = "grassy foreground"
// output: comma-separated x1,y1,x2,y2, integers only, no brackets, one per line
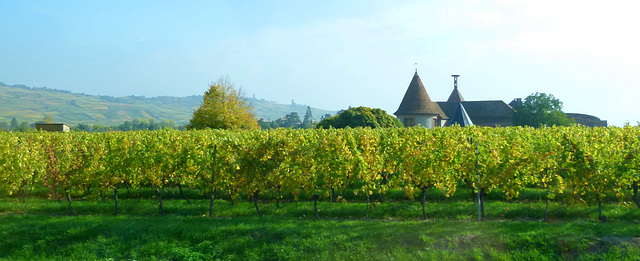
1,198,640,260
1,215,640,260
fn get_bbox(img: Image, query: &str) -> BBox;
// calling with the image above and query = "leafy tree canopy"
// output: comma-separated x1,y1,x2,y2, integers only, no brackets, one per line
186,77,259,130
316,106,402,129
10,118,19,129
512,92,575,127
279,112,302,128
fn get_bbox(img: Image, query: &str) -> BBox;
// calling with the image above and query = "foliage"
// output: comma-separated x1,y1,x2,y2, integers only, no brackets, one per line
0,122,9,131
39,114,54,124
10,118,18,129
302,106,315,129
2,126,640,220
316,106,402,129
277,112,302,128
185,77,259,130
512,92,575,127
15,121,33,132
258,109,316,129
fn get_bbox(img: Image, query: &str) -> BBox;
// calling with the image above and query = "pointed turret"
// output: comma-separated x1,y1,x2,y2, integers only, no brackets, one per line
394,71,447,128
394,71,443,116
446,75,464,103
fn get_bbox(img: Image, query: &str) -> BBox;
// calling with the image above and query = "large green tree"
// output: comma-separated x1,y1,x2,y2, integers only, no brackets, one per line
512,92,575,127
186,78,259,130
316,106,402,129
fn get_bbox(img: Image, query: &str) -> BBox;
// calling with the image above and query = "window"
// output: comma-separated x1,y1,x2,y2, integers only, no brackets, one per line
404,118,416,127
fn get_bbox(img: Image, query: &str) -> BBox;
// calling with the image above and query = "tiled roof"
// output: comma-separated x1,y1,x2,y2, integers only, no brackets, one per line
394,72,447,117
446,87,464,103
437,101,514,127
565,113,607,127
445,103,473,126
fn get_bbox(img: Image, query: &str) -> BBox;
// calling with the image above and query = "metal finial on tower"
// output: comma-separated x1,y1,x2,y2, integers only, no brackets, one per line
451,75,460,89
414,62,418,73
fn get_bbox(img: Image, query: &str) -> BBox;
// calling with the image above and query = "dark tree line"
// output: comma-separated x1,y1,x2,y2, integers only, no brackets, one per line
259,106,319,129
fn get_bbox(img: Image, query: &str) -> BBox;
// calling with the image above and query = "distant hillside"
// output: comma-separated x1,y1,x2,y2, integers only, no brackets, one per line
0,83,336,126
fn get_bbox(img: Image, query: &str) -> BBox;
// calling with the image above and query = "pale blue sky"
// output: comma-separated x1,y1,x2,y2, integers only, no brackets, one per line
1,0,639,126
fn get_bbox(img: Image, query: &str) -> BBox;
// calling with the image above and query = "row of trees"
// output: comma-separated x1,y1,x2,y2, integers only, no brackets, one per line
0,115,58,132
1,126,639,220
75,118,180,132
0,118,33,132
258,107,320,129
0,117,180,132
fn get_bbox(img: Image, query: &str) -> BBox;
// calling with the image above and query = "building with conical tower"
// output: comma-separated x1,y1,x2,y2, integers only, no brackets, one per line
395,72,514,127
394,71,448,128
395,71,609,128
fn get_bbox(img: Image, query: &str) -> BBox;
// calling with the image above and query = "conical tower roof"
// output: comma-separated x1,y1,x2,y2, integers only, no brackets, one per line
446,87,464,103
445,103,473,127
394,72,444,116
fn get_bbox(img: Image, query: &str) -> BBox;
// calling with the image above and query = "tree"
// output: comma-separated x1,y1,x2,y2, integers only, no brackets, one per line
15,121,32,132
119,121,133,131
320,114,332,121
316,106,403,129
10,118,19,130
148,118,159,130
302,106,315,129
512,93,575,127
276,112,301,128
186,77,259,130
258,118,273,130
74,123,93,132
43,114,54,124
91,124,112,132
0,122,9,131
159,119,176,129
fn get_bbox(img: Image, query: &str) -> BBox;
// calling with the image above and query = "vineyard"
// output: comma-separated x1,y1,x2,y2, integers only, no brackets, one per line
1,126,640,221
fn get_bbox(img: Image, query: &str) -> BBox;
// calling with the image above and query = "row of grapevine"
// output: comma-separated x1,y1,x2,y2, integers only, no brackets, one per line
1,126,639,219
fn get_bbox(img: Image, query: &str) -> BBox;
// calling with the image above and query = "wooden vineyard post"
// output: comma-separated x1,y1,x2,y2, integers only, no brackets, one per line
475,141,482,222
209,145,217,218
313,194,319,219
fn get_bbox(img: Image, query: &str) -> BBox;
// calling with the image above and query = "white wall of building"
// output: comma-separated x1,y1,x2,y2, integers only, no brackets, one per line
397,115,436,128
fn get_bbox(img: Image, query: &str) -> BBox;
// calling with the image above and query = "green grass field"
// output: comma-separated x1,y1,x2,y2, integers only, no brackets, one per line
1,188,639,260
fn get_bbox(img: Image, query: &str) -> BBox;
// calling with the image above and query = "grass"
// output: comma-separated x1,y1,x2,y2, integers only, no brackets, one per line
1,214,639,260
1,188,639,260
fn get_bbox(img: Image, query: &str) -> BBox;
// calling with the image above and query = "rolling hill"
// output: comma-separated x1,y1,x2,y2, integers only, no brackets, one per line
0,82,336,127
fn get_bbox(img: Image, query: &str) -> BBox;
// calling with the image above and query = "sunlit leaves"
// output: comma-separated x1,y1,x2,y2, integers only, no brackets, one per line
1,126,639,211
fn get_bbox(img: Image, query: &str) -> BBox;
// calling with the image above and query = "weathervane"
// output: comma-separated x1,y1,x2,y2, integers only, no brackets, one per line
414,62,418,72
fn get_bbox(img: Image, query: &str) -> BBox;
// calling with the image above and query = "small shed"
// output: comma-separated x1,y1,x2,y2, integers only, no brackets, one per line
35,123,71,132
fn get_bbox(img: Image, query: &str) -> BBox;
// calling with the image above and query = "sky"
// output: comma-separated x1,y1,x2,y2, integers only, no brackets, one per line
1,0,639,126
